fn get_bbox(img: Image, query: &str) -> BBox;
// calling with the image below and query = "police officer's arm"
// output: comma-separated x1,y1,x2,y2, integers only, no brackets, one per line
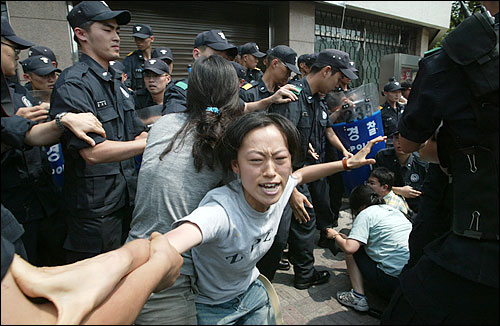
325,126,352,158
15,104,50,123
25,113,106,147
79,138,146,165
243,84,299,113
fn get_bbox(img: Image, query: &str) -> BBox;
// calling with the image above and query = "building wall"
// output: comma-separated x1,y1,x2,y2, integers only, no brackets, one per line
6,1,73,83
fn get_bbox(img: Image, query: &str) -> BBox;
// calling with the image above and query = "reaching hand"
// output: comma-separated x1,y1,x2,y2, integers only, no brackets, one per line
61,112,106,147
149,232,183,293
16,105,49,122
398,185,422,198
269,84,299,104
289,188,312,224
308,143,319,160
345,136,386,170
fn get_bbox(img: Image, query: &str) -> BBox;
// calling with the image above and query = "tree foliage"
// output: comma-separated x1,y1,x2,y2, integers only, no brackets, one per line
434,1,482,48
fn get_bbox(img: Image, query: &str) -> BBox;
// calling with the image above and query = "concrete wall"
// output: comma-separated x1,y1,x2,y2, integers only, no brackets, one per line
288,1,315,57
6,1,73,83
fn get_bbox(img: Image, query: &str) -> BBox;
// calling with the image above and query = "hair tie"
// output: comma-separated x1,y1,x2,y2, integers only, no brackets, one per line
206,107,219,115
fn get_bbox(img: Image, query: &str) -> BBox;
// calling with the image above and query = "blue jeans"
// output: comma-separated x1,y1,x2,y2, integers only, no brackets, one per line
196,279,276,325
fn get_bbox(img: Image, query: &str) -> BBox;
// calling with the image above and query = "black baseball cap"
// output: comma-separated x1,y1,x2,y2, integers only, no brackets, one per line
240,42,265,58
267,45,300,74
383,78,404,92
144,58,170,75
132,24,153,39
28,46,57,63
109,60,126,74
194,30,238,57
67,1,131,29
20,55,61,75
230,61,246,79
314,49,358,80
152,47,174,62
1,16,34,49
297,53,318,67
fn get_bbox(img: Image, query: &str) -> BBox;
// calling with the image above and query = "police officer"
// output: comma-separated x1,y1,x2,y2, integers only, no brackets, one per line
151,46,174,75
50,1,148,264
374,130,428,215
265,49,356,288
123,23,155,92
379,77,405,146
109,60,128,85
230,60,247,87
20,55,61,93
290,53,318,83
162,29,238,115
381,2,498,324
134,58,171,110
239,42,266,83
240,45,299,104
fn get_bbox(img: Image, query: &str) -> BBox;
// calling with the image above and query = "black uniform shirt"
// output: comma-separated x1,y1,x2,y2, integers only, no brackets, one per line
244,67,263,83
122,49,150,91
380,101,405,140
133,84,171,111
398,48,498,288
50,54,146,218
163,78,188,114
239,78,271,103
1,81,60,223
374,148,429,212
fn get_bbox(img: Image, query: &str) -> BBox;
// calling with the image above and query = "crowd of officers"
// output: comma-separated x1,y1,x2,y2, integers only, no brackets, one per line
1,0,498,324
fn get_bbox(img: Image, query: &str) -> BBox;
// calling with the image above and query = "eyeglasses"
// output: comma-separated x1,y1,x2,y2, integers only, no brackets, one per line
1,42,21,55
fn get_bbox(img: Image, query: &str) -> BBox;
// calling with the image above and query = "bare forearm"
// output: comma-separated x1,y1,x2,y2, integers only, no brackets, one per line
244,97,272,113
80,138,146,165
24,120,61,146
294,160,345,185
163,222,203,254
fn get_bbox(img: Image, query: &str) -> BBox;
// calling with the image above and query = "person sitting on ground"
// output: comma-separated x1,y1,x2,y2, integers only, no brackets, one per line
154,111,385,324
325,184,412,311
367,167,413,220
1,231,183,325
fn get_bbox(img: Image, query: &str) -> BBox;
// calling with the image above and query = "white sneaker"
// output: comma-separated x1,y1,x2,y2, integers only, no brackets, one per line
336,289,369,312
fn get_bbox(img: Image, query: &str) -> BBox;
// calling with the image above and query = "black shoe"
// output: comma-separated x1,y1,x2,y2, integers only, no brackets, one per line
294,270,330,290
278,259,290,271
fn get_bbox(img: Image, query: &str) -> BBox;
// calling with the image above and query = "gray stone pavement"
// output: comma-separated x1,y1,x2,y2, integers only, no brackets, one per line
272,203,388,325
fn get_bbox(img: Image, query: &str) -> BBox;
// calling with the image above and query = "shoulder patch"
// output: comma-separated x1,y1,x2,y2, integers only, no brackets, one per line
254,67,261,71
378,105,383,111
424,47,441,57
175,81,188,90
127,51,134,56
291,85,302,95
241,83,254,90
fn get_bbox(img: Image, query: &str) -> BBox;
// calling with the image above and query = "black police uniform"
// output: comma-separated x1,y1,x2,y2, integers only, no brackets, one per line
133,83,172,111
239,78,272,103
162,77,189,114
50,54,146,263
267,77,329,286
379,101,405,145
122,49,150,91
1,81,65,267
381,12,499,324
244,67,263,83
374,148,428,213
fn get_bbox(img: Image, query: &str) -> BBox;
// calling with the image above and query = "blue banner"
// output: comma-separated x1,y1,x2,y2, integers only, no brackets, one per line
332,110,385,195
46,144,65,188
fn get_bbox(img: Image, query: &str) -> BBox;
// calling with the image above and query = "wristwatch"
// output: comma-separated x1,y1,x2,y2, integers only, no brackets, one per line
55,112,69,131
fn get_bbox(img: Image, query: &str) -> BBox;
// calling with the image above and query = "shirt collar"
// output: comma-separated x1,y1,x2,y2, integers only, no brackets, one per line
80,53,114,82
300,78,315,104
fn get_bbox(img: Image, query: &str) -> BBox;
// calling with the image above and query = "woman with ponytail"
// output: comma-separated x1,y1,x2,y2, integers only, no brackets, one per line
325,184,412,311
126,54,243,325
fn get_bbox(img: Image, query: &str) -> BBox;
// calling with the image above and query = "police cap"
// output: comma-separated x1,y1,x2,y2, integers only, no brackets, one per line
21,55,61,75
314,49,358,80
144,59,170,75
383,78,404,92
109,60,126,74
230,61,246,79
240,42,266,58
1,16,34,49
28,46,57,63
194,30,238,58
132,24,153,39
267,45,300,74
67,1,131,29
297,53,318,67
152,47,174,63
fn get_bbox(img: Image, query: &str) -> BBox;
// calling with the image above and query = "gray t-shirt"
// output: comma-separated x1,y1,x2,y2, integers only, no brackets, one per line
348,204,412,277
173,175,298,305
127,113,223,275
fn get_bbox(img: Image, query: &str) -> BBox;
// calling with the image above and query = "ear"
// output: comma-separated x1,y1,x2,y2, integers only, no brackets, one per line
74,27,88,44
323,65,332,77
23,73,31,82
382,184,389,192
166,75,171,83
231,160,239,175
192,48,201,60
150,36,155,42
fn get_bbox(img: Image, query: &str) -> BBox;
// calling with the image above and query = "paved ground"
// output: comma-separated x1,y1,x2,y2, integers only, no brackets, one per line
272,201,389,325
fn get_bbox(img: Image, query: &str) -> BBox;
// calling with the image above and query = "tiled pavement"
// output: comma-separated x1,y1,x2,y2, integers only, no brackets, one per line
272,204,388,325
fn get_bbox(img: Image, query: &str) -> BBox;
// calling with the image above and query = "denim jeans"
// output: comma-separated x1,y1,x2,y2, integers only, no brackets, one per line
196,279,276,325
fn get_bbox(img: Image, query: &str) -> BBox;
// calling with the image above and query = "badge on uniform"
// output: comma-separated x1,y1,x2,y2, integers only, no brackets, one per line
21,96,33,107
97,100,107,108
410,173,420,183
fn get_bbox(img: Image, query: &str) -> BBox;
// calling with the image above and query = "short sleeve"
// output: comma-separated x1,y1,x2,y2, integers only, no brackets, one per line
172,202,230,245
348,210,371,245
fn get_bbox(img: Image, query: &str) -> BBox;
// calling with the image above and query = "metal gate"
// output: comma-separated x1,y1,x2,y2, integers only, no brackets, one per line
315,9,418,89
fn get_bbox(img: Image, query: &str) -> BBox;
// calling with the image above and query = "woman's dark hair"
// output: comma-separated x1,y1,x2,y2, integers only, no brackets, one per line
370,167,395,190
215,111,301,185
349,184,385,216
159,54,242,172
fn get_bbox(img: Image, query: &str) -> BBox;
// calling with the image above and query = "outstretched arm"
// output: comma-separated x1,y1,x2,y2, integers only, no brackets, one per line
293,136,386,185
